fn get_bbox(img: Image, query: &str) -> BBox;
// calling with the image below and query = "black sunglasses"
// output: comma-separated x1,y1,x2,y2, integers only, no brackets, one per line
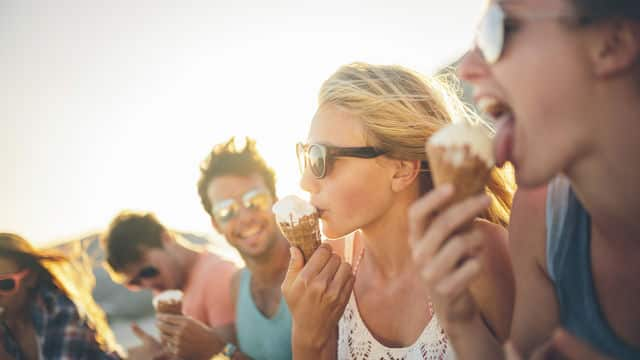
127,266,159,287
296,143,387,179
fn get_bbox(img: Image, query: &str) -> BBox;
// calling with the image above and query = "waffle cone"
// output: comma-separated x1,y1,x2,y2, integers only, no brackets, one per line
277,213,321,263
426,143,491,206
155,300,182,315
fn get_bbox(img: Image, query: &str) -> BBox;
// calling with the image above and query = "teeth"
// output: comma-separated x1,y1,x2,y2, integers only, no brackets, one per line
239,225,261,238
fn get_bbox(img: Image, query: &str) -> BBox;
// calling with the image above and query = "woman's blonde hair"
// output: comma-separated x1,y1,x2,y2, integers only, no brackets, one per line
319,62,515,226
0,233,122,355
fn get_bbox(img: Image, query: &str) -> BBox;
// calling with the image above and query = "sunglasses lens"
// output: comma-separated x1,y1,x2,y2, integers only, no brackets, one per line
308,145,326,178
138,266,159,279
244,190,271,212
477,3,505,63
214,199,237,223
0,278,16,291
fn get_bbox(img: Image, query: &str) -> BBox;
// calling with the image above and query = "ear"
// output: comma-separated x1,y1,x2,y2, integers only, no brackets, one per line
390,159,421,192
210,216,222,234
590,19,640,77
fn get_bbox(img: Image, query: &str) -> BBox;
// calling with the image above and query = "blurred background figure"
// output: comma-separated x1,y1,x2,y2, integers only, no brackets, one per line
101,211,238,359
0,232,122,359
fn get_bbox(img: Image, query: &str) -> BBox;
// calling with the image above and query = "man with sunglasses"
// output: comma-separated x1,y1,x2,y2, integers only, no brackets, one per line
187,137,292,360
101,211,238,360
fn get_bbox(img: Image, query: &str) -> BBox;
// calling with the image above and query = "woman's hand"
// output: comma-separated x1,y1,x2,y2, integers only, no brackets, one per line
281,244,354,356
408,184,491,332
155,314,224,360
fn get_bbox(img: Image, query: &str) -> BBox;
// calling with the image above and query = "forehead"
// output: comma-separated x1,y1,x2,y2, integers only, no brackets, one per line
207,173,268,203
0,257,21,274
308,104,367,146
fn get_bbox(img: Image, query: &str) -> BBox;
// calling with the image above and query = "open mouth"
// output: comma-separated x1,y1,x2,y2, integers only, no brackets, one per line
477,97,515,166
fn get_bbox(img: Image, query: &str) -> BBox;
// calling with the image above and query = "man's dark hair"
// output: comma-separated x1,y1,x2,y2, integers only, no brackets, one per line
573,0,640,22
101,211,166,272
197,137,277,217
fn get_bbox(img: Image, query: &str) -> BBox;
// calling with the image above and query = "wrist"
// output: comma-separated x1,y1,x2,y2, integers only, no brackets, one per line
221,342,238,359
292,324,335,351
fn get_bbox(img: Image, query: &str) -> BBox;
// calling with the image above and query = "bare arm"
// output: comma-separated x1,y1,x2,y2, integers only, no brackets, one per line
508,186,560,356
469,220,514,342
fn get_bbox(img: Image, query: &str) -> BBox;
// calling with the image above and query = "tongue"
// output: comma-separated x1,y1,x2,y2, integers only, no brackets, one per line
493,114,514,167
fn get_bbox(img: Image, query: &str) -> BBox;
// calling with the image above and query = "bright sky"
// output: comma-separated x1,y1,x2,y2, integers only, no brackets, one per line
1,0,483,247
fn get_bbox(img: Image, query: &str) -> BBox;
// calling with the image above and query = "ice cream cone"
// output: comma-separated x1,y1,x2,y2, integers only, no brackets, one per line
426,122,495,207
273,195,322,263
278,213,322,263
152,290,183,315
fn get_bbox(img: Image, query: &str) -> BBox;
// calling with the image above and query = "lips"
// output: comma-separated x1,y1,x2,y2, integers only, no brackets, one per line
476,97,515,167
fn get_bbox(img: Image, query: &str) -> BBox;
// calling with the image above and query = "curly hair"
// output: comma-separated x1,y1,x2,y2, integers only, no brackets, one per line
197,137,276,217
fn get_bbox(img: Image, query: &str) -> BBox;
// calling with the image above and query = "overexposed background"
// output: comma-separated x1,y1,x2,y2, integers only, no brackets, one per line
1,0,483,247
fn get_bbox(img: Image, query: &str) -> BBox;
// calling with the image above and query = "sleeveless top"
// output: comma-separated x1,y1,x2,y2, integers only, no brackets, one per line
546,176,640,359
337,232,454,359
236,268,292,360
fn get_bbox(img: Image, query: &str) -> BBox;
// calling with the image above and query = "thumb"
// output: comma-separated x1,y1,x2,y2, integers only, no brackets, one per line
131,322,158,346
282,246,304,291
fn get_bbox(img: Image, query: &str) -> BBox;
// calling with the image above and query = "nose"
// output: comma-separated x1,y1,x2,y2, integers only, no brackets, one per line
457,47,490,84
233,205,257,225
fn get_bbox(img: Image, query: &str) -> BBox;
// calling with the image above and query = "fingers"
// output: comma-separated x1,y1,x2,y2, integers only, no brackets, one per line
408,184,454,248
435,257,482,297
412,193,490,262
282,246,305,292
420,233,484,294
296,244,333,288
319,258,353,304
312,254,340,292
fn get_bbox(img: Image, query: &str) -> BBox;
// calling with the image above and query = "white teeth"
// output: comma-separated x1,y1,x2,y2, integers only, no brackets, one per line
239,225,261,239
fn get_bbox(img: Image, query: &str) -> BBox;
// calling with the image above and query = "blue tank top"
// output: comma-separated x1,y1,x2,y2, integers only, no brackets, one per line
546,176,640,359
236,268,292,360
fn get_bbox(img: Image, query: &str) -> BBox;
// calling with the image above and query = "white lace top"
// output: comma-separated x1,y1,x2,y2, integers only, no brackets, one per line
337,232,455,360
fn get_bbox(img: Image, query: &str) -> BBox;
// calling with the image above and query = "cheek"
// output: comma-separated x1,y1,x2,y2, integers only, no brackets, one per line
322,164,391,234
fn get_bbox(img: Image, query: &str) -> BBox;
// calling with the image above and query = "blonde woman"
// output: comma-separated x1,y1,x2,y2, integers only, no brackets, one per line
0,233,123,359
282,63,515,359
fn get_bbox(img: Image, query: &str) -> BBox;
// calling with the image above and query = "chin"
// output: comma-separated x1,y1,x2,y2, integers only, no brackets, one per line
321,224,353,241
514,164,557,189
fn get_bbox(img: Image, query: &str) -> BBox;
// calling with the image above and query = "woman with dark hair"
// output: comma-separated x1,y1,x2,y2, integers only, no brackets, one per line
0,233,122,359
410,0,640,358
